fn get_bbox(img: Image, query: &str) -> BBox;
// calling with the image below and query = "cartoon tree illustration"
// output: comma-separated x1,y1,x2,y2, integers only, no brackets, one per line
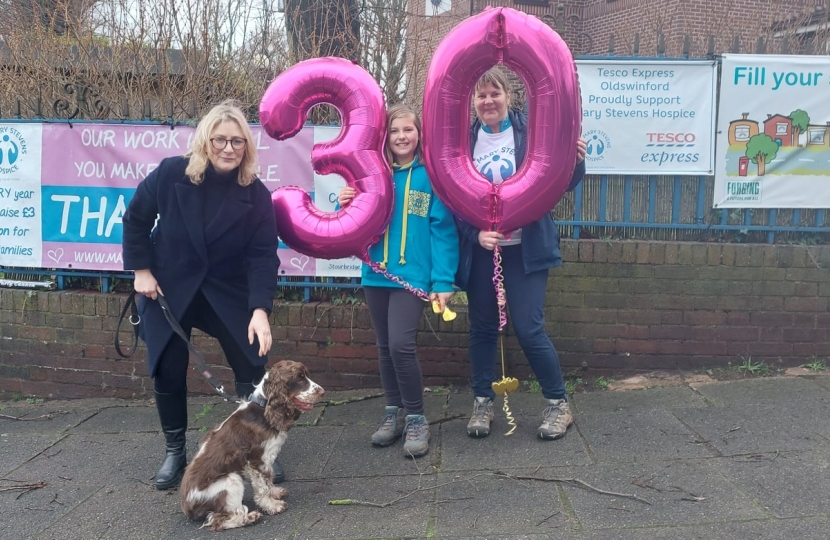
789,109,810,147
745,134,779,176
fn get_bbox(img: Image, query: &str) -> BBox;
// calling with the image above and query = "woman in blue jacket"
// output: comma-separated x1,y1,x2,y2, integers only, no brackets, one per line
339,104,459,457
122,102,280,489
458,67,587,441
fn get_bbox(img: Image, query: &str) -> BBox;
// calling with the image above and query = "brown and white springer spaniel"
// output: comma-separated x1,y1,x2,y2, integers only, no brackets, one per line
181,360,324,531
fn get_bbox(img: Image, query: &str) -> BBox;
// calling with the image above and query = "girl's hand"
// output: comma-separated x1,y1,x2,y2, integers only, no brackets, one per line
248,309,272,357
338,187,357,206
430,292,453,313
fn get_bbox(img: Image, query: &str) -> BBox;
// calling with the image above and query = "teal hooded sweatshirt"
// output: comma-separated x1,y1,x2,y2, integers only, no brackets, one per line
361,158,459,294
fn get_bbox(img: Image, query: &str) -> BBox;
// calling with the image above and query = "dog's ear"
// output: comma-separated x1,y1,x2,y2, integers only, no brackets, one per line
263,362,296,431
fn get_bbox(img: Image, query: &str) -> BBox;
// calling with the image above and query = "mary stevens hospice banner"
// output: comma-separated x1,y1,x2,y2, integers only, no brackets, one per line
0,123,361,276
715,54,830,208
577,60,717,175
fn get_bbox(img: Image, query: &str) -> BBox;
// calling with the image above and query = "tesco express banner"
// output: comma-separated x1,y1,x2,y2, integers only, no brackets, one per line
0,123,361,276
577,59,717,175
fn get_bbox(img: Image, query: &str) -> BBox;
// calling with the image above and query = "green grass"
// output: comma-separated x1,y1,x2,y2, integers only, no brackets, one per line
565,377,583,395
594,377,613,390
523,377,541,394
734,357,772,376
26,397,44,405
801,358,827,372
193,404,212,422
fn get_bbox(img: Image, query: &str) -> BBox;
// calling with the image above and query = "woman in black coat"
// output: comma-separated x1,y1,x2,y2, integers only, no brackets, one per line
122,101,280,490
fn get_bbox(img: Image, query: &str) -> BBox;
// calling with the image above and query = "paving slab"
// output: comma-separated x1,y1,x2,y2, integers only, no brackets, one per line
578,516,830,540
571,385,708,414
1,377,829,539
0,433,65,476
710,448,830,519
560,459,769,530
576,408,714,463
287,475,437,540
431,470,574,538
0,432,160,539
321,420,440,478
674,403,829,455
690,376,830,407
0,406,101,436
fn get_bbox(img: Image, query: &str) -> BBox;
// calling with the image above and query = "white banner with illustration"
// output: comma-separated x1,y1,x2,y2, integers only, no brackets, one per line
576,59,717,175
715,54,830,208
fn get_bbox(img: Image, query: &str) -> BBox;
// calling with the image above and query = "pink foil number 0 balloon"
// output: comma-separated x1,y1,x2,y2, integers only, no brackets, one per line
259,57,392,260
422,7,582,233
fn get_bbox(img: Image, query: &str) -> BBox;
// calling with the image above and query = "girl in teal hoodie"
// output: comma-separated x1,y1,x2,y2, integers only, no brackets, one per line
339,104,459,457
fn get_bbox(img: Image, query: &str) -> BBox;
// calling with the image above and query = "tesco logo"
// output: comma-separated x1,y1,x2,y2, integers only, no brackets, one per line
646,132,696,143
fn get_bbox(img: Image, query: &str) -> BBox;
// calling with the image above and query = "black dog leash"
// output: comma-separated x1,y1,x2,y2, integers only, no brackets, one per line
115,290,241,403
114,291,141,358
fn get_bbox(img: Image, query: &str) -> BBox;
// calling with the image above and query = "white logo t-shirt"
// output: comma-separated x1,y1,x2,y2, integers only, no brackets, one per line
473,125,522,245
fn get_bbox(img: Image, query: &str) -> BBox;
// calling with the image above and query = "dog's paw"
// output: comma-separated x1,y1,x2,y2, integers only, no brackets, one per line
258,497,287,515
245,510,262,524
269,486,287,499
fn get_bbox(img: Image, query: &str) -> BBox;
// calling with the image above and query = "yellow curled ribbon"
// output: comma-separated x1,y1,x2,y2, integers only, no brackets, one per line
492,376,519,436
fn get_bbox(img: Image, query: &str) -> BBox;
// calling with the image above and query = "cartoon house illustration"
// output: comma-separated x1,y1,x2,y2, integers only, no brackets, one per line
763,114,794,147
805,122,830,148
728,113,760,147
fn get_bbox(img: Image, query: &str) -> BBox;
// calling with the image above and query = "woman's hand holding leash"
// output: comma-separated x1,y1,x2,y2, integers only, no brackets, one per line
134,269,163,300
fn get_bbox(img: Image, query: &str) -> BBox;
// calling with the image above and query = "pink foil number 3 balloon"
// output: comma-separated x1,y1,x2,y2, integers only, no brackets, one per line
259,57,392,260
422,7,582,233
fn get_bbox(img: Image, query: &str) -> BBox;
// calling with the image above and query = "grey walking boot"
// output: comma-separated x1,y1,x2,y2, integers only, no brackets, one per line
371,406,406,446
467,396,494,438
403,415,430,457
538,398,574,440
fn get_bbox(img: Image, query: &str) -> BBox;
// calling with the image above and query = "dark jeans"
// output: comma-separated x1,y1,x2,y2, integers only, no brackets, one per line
364,286,426,415
466,243,566,401
153,291,265,394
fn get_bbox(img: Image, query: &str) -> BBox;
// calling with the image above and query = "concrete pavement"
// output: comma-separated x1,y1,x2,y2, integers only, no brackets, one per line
2,375,830,539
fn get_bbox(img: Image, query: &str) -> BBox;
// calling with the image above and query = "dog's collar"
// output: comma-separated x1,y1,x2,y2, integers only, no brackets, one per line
249,392,267,408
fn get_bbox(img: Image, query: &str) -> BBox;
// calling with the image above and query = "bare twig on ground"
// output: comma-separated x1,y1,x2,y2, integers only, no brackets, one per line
0,411,70,421
324,392,384,406
0,479,48,499
494,472,652,505
328,471,651,508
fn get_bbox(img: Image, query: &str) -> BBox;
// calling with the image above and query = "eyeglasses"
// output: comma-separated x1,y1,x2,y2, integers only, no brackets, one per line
210,137,247,151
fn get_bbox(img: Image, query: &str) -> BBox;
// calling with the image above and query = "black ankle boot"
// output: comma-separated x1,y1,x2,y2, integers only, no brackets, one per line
272,459,286,484
154,390,188,490
235,381,255,400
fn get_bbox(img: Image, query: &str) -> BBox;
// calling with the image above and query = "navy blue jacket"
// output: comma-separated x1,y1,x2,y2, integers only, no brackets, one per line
122,156,280,376
455,109,585,290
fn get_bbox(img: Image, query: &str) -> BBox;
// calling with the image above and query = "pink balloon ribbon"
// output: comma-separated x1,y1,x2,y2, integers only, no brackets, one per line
364,260,429,301
492,246,508,332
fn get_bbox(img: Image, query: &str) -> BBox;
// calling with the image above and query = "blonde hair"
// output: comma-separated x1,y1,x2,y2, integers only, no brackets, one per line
384,104,423,166
185,100,259,186
474,66,513,109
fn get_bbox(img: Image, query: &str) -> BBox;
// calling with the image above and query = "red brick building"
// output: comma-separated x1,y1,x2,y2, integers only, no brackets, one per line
406,0,828,96
404,0,827,108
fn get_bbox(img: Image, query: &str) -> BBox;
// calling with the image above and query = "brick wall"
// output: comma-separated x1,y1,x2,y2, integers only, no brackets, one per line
2,240,828,400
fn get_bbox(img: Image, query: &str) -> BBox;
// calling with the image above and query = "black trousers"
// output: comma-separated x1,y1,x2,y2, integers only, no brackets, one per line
153,291,265,394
